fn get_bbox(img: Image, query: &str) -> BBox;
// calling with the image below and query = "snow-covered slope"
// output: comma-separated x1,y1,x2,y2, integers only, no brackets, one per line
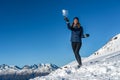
83,33,120,64
31,34,120,80
88,33,120,59
0,64,58,80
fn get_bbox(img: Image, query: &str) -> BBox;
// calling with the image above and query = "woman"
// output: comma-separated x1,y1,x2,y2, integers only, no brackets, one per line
64,17,83,67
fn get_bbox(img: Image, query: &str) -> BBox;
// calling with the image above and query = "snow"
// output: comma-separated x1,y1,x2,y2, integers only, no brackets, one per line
0,63,58,75
30,34,120,80
62,9,68,16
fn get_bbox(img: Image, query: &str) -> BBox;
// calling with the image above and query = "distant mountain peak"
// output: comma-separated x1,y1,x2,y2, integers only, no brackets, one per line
0,63,59,70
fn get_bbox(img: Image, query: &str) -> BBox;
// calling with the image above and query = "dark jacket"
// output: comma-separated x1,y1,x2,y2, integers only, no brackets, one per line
67,23,83,42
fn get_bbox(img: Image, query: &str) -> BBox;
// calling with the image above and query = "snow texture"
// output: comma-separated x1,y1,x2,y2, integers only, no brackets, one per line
31,34,120,80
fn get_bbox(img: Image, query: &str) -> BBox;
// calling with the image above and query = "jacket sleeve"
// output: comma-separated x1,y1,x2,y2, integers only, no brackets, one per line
80,27,84,38
67,23,74,30
67,23,81,31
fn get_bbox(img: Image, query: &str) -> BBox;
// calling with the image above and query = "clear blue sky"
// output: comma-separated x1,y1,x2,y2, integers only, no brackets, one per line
0,0,120,67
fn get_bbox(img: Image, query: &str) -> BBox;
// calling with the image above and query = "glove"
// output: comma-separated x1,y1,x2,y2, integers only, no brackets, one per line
64,17,69,22
85,34,90,37
82,34,90,38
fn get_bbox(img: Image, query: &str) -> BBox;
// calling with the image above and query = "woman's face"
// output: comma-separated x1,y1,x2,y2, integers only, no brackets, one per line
74,19,78,25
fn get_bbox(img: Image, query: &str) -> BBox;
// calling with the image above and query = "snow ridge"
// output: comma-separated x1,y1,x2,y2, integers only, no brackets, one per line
93,33,120,56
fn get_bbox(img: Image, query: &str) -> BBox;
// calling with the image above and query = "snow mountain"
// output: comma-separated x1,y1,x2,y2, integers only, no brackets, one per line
0,63,59,80
31,33,120,80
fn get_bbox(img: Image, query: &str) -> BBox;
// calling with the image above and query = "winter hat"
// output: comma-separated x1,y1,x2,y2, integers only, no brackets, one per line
74,17,79,22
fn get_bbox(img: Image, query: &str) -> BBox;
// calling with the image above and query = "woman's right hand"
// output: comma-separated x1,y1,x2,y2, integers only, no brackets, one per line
64,17,69,22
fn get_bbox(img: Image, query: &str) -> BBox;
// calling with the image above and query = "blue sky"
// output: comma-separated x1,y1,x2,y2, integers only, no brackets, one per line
0,0,120,67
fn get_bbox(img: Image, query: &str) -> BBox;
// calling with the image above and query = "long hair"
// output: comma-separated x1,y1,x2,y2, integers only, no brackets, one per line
72,17,81,28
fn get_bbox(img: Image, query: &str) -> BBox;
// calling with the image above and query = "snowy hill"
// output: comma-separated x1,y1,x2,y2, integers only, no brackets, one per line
88,33,120,59
31,34,120,80
0,64,58,80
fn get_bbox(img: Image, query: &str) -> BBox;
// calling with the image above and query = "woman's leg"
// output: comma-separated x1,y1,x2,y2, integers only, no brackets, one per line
72,42,82,66
72,42,76,53
75,42,82,66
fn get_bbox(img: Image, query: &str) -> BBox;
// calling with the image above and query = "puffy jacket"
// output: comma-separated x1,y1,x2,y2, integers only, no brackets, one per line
67,23,83,42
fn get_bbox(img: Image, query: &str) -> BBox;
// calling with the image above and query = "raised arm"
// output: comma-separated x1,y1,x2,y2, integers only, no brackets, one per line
64,17,73,30
67,23,74,30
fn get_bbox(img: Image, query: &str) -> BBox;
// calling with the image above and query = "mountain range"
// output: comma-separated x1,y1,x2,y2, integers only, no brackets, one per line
0,63,59,80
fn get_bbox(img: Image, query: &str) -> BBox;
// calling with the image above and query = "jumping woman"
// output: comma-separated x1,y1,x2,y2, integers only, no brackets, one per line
64,17,83,68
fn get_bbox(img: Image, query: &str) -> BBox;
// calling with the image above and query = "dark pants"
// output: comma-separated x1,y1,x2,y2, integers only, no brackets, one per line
71,42,82,66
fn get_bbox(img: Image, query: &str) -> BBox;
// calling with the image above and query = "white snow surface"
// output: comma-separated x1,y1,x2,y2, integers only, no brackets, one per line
30,34,120,80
